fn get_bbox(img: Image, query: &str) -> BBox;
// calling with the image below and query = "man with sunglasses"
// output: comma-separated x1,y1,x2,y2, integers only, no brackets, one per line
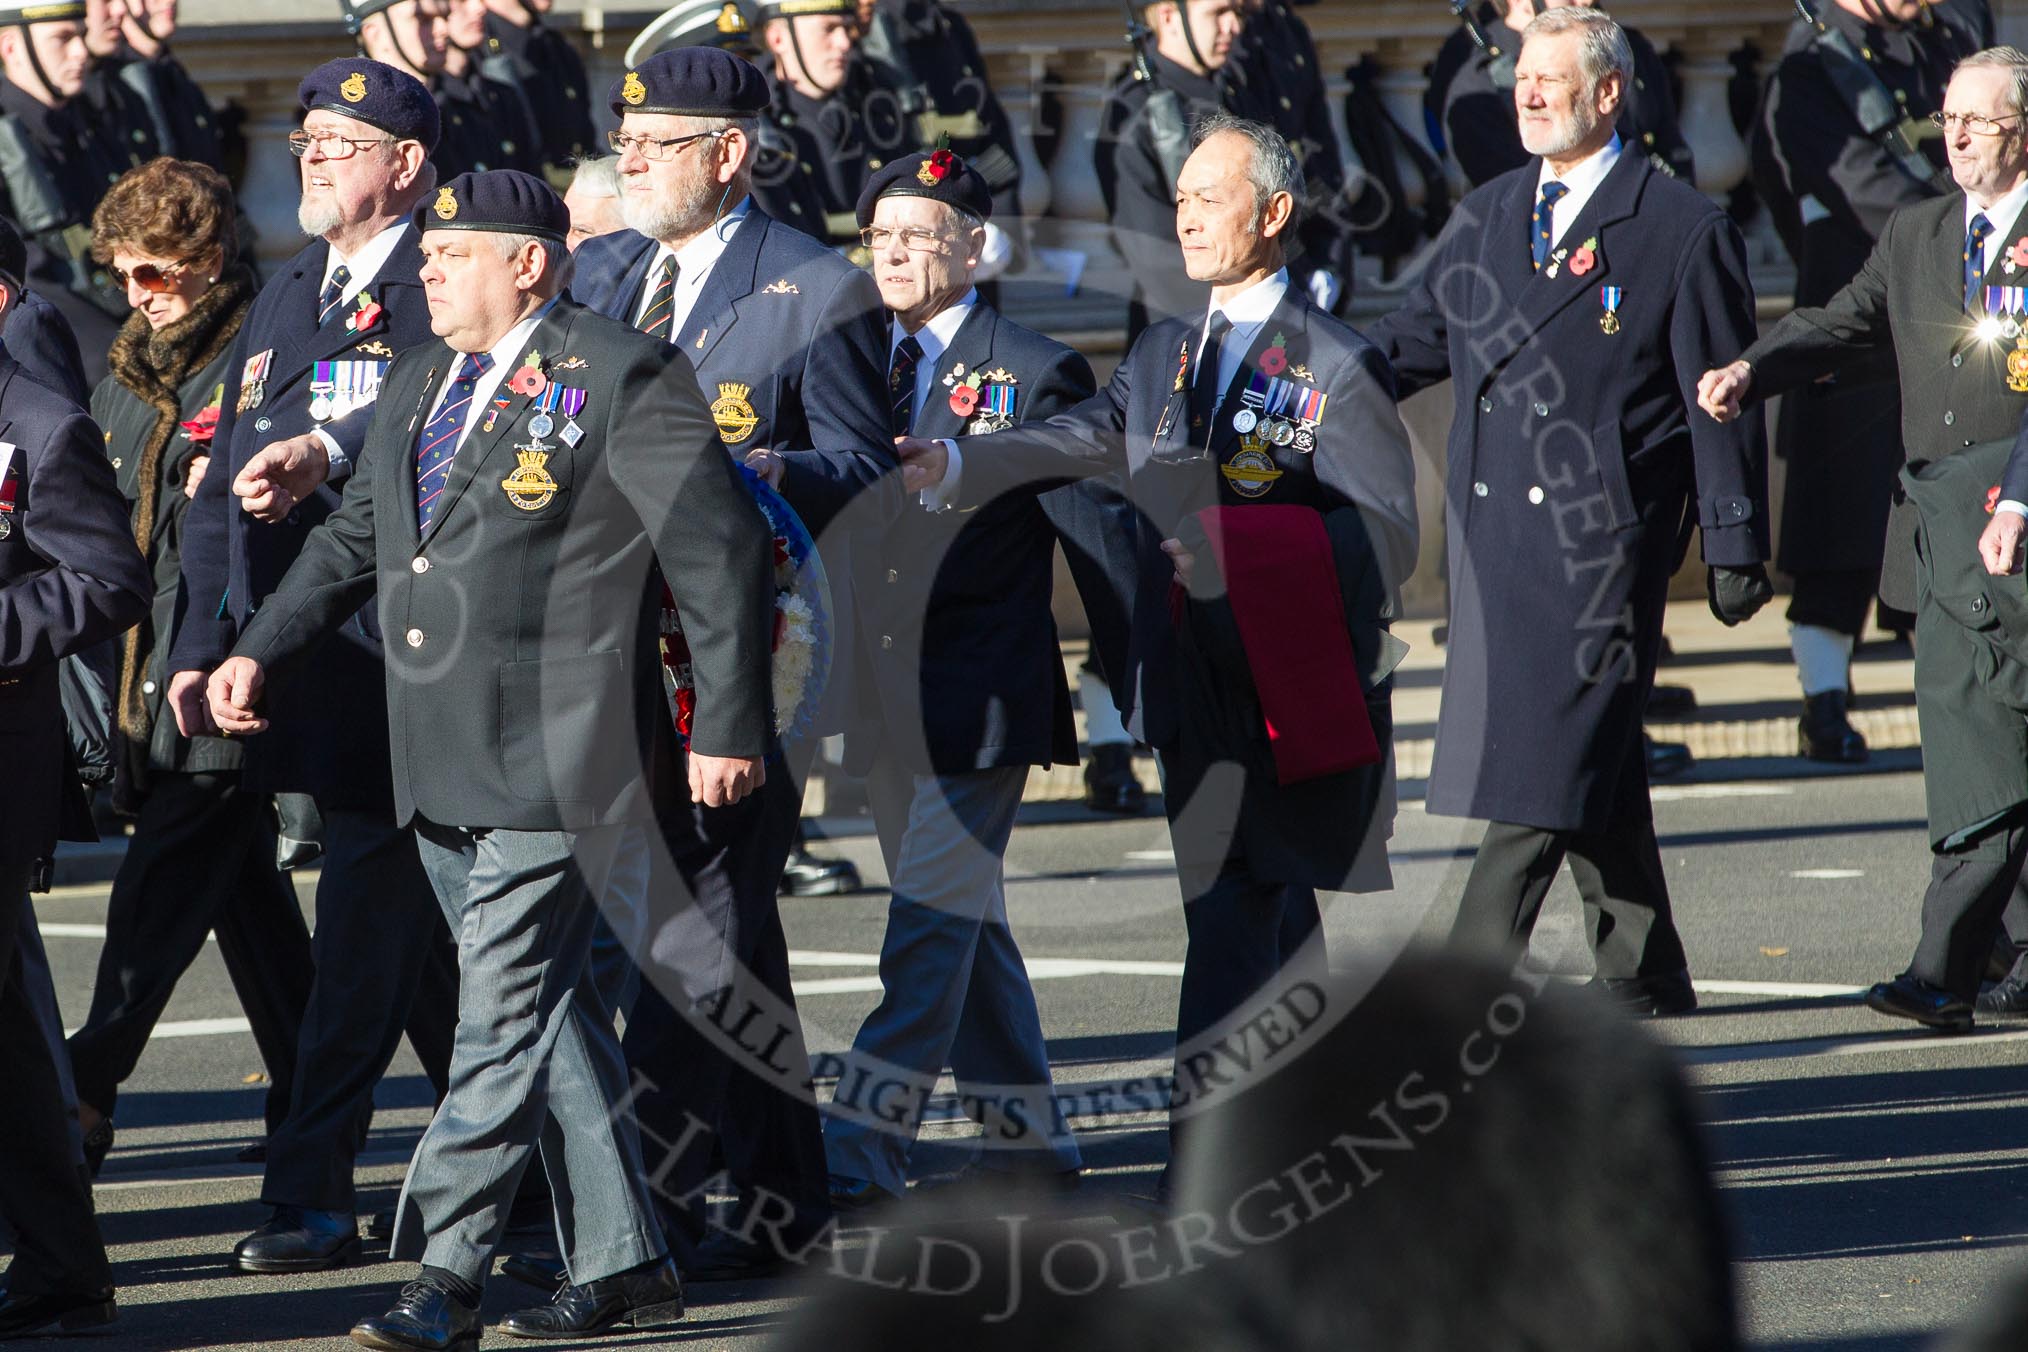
167,57,461,1275
1702,47,2028,1032
566,45,889,1282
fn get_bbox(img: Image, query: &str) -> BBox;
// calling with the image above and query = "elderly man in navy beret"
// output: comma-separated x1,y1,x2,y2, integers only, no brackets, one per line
211,168,775,1347
166,56,468,1278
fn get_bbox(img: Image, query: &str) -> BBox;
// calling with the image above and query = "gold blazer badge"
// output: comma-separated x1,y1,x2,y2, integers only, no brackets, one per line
502,446,559,511
711,382,759,444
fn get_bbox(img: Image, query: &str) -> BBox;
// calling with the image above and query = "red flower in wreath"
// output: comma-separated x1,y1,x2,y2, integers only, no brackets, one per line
348,299,383,331
1569,246,1597,277
672,684,696,737
180,404,221,445
950,383,980,417
1257,346,1288,376
508,364,548,398
1989,484,2004,515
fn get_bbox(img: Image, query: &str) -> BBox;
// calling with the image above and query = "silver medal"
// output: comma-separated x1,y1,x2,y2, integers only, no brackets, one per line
529,413,555,439
1233,408,1258,434
1293,428,1316,453
309,394,333,421
561,420,584,447
0,514,11,540
1270,420,1295,447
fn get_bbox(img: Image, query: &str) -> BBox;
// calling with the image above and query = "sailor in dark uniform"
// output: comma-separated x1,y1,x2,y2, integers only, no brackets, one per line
1427,0,1693,189
757,0,881,245
478,0,596,184
83,0,223,169
438,0,541,178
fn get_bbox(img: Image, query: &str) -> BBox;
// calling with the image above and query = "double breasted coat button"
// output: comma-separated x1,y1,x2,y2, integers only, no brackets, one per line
141,680,157,695
1973,595,1989,613
406,628,424,648
1528,486,1545,505
1473,481,1489,497
411,557,430,574
1945,411,1957,426
255,417,272,432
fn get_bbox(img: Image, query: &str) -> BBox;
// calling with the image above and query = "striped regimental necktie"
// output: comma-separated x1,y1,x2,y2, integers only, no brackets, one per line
414,351,493,535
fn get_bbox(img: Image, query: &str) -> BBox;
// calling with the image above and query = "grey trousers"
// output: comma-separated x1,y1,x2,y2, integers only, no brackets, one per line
823,762,1080,1196
392,820,662,1287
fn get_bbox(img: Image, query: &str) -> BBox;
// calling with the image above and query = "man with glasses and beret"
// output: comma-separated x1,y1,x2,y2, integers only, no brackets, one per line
168,56,462,1275
1704,46,2028,1033
207,165,774,1350
564,43,889,1283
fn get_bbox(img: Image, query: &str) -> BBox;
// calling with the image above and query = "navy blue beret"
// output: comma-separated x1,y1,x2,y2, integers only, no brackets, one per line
414,170,570,245
856,148,994,229
755,0,853,18
0,1,86,21
300,58,440,152
611,45,770,120
626,1,760,66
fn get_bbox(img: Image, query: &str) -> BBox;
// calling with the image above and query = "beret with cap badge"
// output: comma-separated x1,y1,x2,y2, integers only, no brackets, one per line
413,169,571,245
855,143,994,230
610,45,769,120
299,56,441,153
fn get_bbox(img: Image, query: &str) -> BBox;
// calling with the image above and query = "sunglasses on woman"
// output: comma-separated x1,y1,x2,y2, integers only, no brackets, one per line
109,260,192,294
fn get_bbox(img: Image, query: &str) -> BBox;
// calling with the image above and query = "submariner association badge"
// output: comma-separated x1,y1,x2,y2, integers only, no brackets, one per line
711,382,759,444
501,445,560,511
2008,336,2028,395
1221,436,1283,499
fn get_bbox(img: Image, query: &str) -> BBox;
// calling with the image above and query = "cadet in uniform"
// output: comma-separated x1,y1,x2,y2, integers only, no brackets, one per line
1704,47,2028,1033
83,0,223,170
166,58,460,1274
479,0,595,185
1427,0,1693,189
818,147,1093,1209
438,0,541,178
0,0,155,385
569,45,891,1279
758,0,881,245
210,167,774,1349
0,215,147,1341
1752,0,1979,762
1097,0,1247,339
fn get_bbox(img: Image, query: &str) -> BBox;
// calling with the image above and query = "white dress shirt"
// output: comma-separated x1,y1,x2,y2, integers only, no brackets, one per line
906,291,979,512
1536,134,1623,251
632,197,752,339
421,300,556,459
320,219,410,305
1197,267,1289,417
1966,176,2028,277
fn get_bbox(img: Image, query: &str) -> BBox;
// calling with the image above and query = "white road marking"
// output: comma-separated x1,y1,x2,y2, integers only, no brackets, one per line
1124,849,1176,862
1649,785,1795,802
1692,980,1866,997
1788,869,1865,880
39,922,213,942
63,1015,251,1039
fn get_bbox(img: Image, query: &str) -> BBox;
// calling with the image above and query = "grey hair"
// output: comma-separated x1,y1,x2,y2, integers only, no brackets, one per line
484,232,575,292
1955,46,2028,119
1521,6,1635,98
1190,111,1307,230
568,154,621,199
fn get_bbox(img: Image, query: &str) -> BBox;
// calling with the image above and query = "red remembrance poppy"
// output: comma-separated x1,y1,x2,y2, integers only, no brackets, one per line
350,301,383,330
508,365,547,398
950,384,980,417
180,405,221,444
1570,247,1597,277
1258,346,1287,376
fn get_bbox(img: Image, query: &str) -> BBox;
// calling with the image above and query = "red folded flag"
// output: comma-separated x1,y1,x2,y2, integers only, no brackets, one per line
1193,504,1380,785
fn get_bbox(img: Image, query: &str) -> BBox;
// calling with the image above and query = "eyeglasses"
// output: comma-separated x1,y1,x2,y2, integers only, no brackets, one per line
108,259,191,293
606,129,724,162
1930,111,2023,137
287,129,397,159
858,225,951,253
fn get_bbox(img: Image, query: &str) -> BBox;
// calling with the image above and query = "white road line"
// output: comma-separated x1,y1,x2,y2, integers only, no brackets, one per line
1648,785,1796,801
1124,849,1176,862
786,950,882,967
63,1015,251,1040
39,923,214,942
1677,1028,2028,1065
1789,869,1865,880
1692,980,1866,997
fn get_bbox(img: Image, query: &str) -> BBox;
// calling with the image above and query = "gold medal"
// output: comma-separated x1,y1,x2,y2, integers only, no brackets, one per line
1601,311,1621,335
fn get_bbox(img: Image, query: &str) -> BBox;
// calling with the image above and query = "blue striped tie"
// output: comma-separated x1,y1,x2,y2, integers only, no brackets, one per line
1967,212,1994,314
415,352,492,535
1532,180,1569,271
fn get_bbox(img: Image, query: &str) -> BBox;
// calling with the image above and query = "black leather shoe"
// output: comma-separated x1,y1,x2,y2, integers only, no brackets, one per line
1082,744,1147,815
1799,690,1868,763
1645,684,1698,718
1644,735,1693,781
1864,975,1973,1031
496,1257,684,1339
233,1206,361,1274
683,1229,827,1283
1589,969,1698,1018
827,1173,903,1213
81,1117,114,1179
361,1210,394,1242
350,1278,480,1351
780,849,860,897
0,1286,118,1337
498,1251,568,1292
1976,975,2028,1016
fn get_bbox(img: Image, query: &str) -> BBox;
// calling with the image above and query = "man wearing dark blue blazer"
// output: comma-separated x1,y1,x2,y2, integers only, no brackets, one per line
1368,9,1772,1017
0,225,149,1337
564,46,891,1280
165,58,463,1274
900,117,1420,1176
814,148,1095,1209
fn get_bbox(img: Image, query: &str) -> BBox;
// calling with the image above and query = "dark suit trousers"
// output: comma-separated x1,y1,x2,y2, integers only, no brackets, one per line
1452,816,1688,980
0,863,111,1299
1910,812,2028,1001
260,806,458,1213
66,771,313,1131
619,742,830,1257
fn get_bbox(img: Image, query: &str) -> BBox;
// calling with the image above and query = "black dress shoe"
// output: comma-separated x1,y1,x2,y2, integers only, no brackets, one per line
81,1117,114,1179
496,1256,685,1339
1799,689,1868,763
827,1173,903,1213
1589,969,1698,1018
498,1251,568,1292
350,1278,479,1351
683,1229,827,1283
1864,975,1973,1031
1644,736,1693,781
235,1140,267,1164
1976,975,2028,1016
780,849,860,897
233,1206,361,1274
1645,684,1698,718
1082,744,1147,815
922,1162,1083,1198
0,1286,118,1337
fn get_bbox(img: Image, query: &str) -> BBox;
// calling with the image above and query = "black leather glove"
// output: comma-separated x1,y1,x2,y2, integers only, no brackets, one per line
1707,564,1774,627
